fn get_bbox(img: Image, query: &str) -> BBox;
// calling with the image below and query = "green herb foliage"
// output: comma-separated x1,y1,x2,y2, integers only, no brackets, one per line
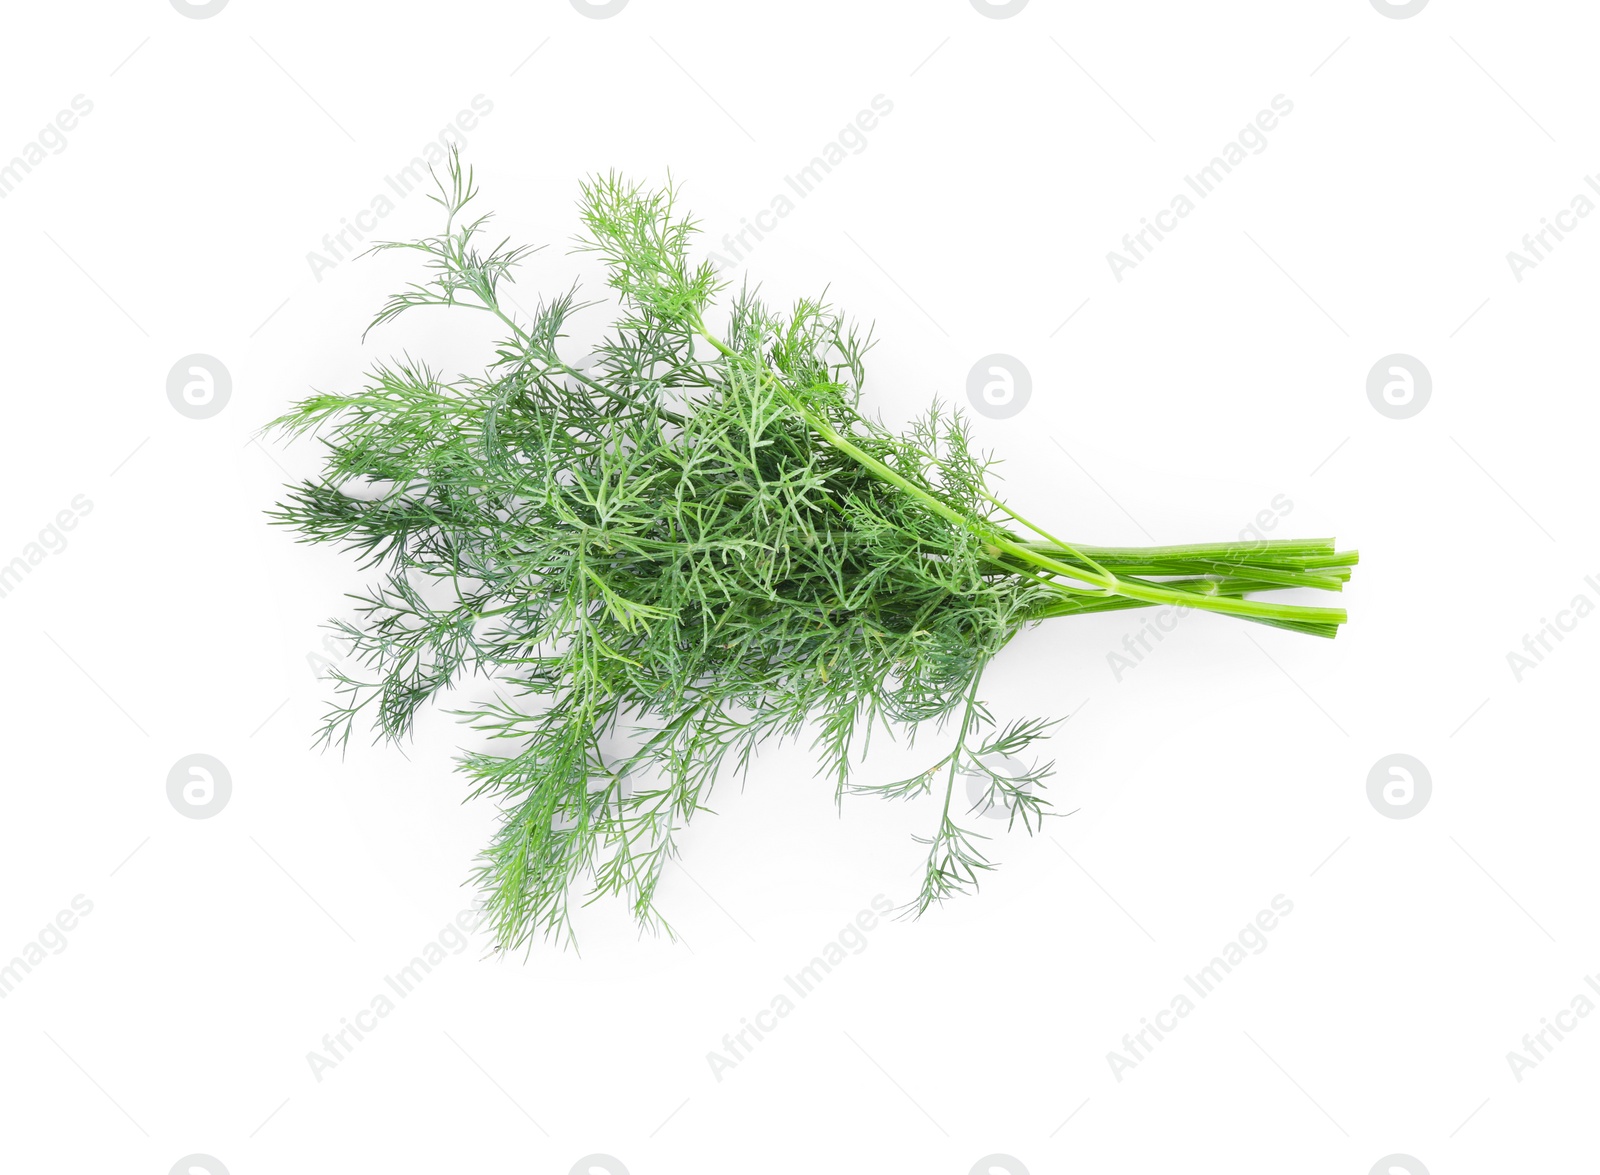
267,156,1356,952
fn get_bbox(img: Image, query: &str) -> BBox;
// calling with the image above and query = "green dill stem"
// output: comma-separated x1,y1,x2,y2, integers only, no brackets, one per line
943,667,986,821
690,315,1347,633
1050,539,1340,561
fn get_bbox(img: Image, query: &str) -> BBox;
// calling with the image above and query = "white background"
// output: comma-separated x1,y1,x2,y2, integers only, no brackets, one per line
1,2,1595,1173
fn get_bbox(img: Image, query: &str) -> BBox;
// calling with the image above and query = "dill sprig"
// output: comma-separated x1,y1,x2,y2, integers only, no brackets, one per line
266,154,1356,952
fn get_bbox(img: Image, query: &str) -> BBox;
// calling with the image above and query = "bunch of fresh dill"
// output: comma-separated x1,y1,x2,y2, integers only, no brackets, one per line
266,155,1355,952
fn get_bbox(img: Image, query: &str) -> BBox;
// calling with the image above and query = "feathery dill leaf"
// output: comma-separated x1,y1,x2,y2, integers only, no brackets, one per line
266,152,1356,952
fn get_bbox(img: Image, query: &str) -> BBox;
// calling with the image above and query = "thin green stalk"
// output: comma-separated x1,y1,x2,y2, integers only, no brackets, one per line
691,314,1347,631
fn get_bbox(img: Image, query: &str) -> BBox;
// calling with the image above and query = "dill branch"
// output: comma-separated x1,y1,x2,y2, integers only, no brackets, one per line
266,151,1357,952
